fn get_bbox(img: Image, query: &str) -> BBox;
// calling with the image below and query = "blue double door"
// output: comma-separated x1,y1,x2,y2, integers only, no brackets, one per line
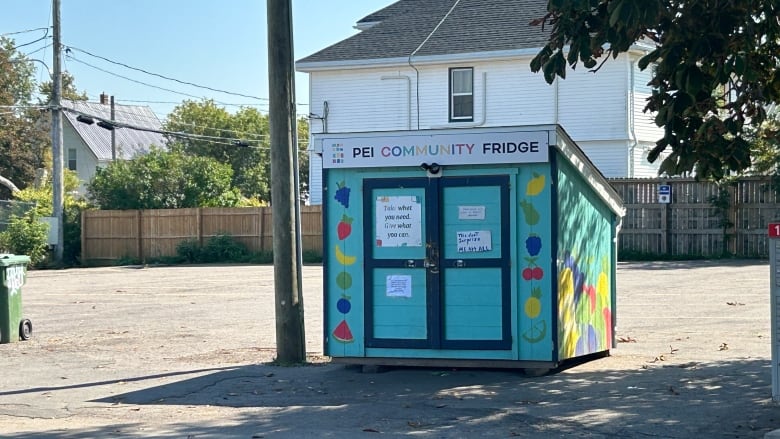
363,175,511,351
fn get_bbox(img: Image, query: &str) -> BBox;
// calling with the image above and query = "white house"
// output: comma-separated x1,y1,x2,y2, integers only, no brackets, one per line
296,0,664,204
61,95,166,195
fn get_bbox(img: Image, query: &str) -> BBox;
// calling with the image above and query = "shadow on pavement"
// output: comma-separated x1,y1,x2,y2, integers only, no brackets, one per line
0,366,238,397
7,358,775,438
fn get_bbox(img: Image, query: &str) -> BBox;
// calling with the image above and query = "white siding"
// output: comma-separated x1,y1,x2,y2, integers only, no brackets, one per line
631,56,664,142
305,53,662,203
309,67,419,133
576,140,628,178
308,151,323,205
631,141,668,178
63,122,99,195
557,57,629,141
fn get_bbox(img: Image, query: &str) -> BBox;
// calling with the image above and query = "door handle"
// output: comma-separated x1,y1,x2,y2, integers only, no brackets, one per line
405,259,416,268
424,258,439,273
455,259,465,268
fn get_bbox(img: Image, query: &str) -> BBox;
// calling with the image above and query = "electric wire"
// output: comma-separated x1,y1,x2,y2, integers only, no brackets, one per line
8,29,50,51
85,103,270,139
65,45,267,101
1,27,50,37
23,43,53,57
62,107,266,147
65,54,229,103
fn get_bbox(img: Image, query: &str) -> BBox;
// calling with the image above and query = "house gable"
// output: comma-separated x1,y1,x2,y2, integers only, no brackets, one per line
298,0,550,67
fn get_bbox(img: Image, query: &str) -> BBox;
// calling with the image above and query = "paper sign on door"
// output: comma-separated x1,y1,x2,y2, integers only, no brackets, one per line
457,230,492,253
386,275,412,298
376,196,423,247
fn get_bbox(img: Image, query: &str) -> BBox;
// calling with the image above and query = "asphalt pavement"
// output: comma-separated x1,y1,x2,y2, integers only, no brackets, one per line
0,260,778,438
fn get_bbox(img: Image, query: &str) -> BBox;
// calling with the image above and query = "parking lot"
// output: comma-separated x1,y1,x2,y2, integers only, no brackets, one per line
0,260,777,438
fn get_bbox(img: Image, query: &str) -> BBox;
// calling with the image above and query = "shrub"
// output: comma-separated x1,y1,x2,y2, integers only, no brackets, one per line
200,234,249,263
175,239,202,263
0,214,49,265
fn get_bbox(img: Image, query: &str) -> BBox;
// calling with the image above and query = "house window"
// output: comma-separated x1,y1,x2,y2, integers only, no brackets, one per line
68,148,77,171
449,67,473,122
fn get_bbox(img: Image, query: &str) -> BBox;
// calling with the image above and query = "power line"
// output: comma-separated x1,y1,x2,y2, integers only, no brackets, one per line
81,101,271,139
62,106,267,147
23,43,53,57
66,54,226,103
117,98,274,108
1,27,49,37
65,45,268,101
9,30,50,51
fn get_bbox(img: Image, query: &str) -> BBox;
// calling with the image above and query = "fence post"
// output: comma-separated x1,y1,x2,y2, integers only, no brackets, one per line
728,183,738,255
136,210,143,262
197,208,204,247
80,210,87,261
258,207,265,252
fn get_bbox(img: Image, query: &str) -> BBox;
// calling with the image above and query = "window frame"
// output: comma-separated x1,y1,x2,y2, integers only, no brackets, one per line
67,148,77,171
449,67,474,122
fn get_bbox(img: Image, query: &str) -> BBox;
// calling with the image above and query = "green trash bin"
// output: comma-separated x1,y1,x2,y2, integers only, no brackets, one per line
0,254,32,343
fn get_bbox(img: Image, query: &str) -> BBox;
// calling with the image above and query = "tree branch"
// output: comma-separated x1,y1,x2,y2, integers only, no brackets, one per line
0,174,20,194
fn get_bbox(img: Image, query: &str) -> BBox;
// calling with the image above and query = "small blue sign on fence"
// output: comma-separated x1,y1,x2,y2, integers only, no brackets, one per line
658,184,671,203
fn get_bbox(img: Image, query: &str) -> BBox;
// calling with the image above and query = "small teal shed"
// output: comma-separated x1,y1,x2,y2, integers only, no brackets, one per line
317,125,624,370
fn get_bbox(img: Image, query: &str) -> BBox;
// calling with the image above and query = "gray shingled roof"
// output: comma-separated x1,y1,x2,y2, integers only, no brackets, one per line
298,0,550,66
62,100,166,161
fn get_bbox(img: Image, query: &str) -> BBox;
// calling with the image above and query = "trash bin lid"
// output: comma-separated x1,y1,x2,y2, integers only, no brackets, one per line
0,254,31,267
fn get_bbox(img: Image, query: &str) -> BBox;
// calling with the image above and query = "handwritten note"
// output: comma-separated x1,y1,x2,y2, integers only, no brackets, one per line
456,230,492,253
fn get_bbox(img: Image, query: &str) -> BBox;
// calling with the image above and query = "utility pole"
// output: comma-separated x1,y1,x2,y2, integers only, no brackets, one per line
267,0,306,363
51,0,64,263
110,95,116,161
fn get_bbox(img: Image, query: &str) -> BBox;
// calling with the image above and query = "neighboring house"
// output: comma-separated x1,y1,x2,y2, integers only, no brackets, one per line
62,95,166,195
296,0,664,204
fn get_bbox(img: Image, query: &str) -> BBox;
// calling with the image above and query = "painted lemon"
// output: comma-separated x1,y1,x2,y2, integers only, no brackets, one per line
526,173,546,196
334,244,357,266
524,296,541,319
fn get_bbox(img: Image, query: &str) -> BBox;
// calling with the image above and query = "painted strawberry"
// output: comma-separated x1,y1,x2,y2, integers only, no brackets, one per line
337,214,353,240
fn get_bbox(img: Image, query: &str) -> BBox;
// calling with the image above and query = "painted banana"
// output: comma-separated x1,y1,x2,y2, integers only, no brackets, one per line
334,244,357,266
526,173,546,196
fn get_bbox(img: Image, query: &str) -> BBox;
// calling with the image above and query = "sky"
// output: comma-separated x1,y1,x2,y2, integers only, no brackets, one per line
1,0,396,120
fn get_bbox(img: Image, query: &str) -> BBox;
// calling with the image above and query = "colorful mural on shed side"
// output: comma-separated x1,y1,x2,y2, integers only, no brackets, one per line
518,166,554,359
556,162,614,359
332,180,356,344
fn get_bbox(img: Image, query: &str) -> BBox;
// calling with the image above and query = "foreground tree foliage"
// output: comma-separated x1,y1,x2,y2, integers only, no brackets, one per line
165,100,310,202
87,148,242,210
532,0,780,179
0,37,49,198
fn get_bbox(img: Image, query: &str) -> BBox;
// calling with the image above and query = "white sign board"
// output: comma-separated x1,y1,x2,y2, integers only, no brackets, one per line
458,206,486,220
321,130,549,168
456,230,492,253
386,275,412,298
375,196,423,247
658,184,671,204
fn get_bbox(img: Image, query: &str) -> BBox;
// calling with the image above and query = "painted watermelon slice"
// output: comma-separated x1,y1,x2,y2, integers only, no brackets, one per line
332,319,354,343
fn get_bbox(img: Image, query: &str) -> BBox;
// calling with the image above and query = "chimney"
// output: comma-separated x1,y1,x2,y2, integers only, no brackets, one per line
100,92,109,105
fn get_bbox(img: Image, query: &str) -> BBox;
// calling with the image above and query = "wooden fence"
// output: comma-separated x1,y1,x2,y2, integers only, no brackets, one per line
81,177,780,263
81,206,323,263
611,177,780,258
